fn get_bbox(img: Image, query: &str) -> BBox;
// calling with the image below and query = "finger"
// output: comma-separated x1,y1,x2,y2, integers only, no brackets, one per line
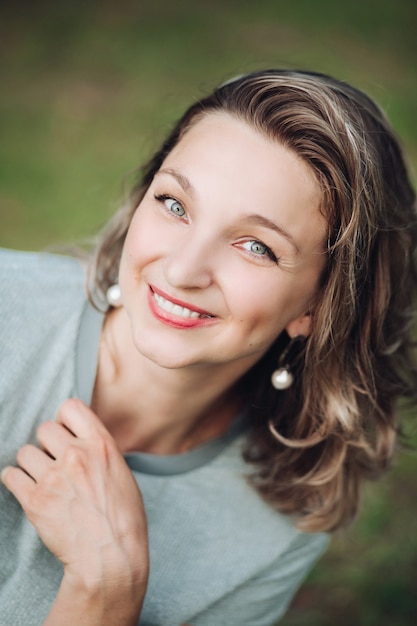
57,398,111,440
37,421,75,459
16,443,55,482
1,465,37,502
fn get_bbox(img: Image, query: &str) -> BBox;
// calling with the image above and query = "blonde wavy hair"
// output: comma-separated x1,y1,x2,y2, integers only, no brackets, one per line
88,70,417,532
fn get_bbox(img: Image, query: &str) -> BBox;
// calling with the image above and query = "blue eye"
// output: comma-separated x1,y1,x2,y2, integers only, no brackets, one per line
241,240,278,263
165,197,185,217
250,241,267,255
242,240,267,255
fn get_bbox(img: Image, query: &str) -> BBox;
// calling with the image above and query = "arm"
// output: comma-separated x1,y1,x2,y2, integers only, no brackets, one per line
1,398,149,626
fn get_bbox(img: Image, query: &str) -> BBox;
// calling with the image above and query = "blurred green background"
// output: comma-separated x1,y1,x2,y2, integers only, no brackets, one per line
1,0,416,624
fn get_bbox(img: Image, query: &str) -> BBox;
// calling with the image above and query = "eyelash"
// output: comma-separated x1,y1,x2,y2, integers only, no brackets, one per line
154,193,279,264
242,240,278,263
154,194,187,219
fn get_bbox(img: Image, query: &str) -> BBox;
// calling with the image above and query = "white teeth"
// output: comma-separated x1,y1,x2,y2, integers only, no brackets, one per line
153,292,206,318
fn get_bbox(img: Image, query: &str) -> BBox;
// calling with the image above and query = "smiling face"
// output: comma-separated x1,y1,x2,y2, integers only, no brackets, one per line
118,113,328,377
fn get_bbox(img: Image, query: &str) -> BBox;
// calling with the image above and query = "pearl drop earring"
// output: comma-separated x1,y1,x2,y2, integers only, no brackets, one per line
271,365,294,390
106,284,122,308
271,335,305,390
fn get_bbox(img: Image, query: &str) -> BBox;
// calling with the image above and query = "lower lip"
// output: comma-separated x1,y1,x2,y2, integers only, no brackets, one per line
147,288,217,329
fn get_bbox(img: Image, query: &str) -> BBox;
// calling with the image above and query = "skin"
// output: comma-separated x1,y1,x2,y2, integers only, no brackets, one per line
120,113,326,373
1,112,328,625
1,399,148,626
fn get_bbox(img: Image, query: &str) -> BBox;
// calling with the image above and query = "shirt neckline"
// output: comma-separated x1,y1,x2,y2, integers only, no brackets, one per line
74,301,247,476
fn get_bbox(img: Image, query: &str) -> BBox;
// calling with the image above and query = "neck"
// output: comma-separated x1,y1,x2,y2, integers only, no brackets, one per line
92,308,244,455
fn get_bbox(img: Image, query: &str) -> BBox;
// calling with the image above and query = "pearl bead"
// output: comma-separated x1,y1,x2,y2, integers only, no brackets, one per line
271,367,293,390
106,284,122,308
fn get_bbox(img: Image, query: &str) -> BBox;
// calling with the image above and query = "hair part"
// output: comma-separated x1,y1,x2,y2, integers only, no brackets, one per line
88,69,417,532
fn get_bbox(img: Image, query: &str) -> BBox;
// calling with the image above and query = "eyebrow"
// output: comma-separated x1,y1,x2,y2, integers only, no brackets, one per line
156,167,300,254
156,168,194,197
242,214,301,254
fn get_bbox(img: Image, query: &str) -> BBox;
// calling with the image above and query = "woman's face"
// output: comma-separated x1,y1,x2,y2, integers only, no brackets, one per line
118,113,328,376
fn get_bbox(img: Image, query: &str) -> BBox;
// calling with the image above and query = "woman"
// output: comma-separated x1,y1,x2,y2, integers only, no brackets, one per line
1,69,416,625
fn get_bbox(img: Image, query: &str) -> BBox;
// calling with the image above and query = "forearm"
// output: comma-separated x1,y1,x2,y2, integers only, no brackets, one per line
44,557,148,626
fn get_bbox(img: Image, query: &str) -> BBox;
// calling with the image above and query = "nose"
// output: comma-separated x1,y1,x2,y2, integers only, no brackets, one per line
163,230,217,290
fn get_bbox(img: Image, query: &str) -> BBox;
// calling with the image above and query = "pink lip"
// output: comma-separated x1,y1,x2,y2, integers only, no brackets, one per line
148,286,217,329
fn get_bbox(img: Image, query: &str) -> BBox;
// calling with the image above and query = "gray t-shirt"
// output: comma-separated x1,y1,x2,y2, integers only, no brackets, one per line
0,249,328,626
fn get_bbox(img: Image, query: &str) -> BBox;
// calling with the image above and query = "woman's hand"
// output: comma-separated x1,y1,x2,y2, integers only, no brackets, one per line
1,398,149,625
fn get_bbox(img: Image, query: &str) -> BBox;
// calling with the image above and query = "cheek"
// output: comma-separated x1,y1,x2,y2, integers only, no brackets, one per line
125,208,148,253
228,271,315,337
225,274,286,329
122,207,161,268
118,213,148,291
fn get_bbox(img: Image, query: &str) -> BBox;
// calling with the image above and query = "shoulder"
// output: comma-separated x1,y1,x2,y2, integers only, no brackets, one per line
194,435,329,592
202,436,324,545
0,249,93,446
0,249,88,392
0,248,86,320
0,247,85,291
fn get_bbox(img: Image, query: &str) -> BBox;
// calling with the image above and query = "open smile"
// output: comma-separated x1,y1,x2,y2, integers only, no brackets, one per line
148,286,216,328
154,291,214,318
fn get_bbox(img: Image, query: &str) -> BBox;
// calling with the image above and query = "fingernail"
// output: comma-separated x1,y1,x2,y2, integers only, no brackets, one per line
0,467,10,483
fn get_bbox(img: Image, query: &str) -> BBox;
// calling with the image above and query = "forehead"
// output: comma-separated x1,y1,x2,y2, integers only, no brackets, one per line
160,112,328,256
166,112,321,204
164,112,320,197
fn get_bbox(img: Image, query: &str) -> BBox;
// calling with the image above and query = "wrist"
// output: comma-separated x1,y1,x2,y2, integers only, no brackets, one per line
45,547,149,626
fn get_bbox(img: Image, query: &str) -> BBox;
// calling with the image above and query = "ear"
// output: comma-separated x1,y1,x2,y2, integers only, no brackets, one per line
285,312,312,339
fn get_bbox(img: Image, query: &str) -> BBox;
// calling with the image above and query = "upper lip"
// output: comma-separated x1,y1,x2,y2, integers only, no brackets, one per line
150,285,215,317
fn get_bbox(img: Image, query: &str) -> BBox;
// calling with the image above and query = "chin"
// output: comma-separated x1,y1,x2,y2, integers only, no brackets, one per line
131,332,200,370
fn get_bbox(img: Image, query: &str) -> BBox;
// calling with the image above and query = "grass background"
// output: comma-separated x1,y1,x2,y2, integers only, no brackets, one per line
1,1,416,624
